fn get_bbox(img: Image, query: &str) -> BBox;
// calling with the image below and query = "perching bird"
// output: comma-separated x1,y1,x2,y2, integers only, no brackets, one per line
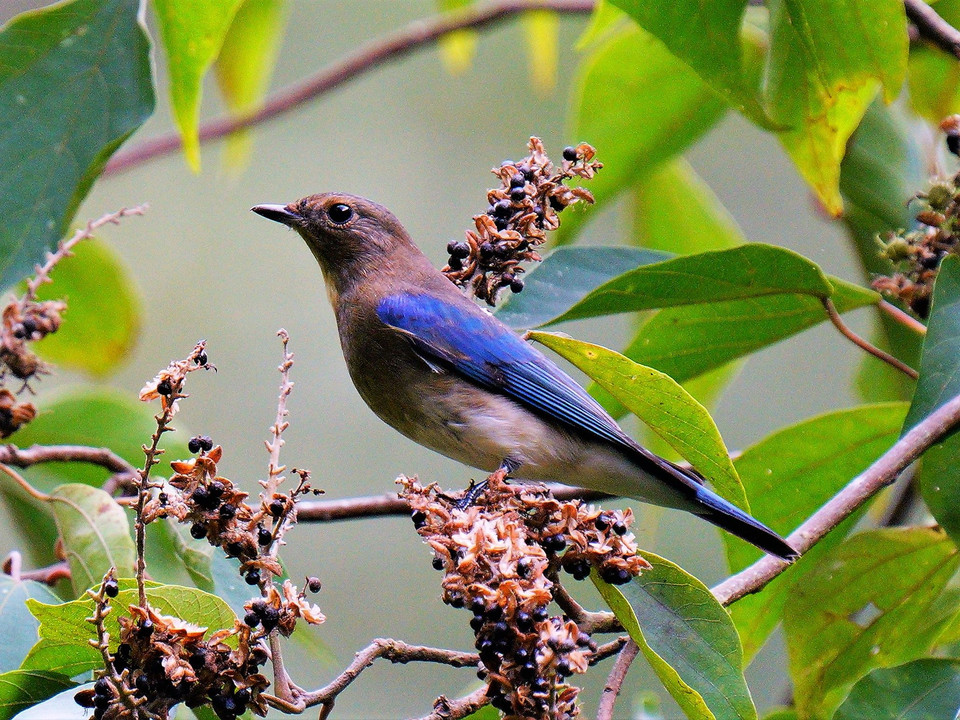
253,193,797,560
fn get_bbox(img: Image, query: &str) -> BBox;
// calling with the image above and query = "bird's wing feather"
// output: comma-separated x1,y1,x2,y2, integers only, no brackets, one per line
377,293,644,454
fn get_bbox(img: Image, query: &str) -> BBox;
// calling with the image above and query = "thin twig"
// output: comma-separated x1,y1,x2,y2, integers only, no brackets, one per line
906,0,960,58
2,553,70,585
878,299,927,335
823,298,918,379
23,206,148,303
295,484,610,523
102,0,594,177
712,390,960,605
0,443,138,480
589,636,629,666
262,639,479,715
0,463,50,501
413,687,490,720
596,639,639,720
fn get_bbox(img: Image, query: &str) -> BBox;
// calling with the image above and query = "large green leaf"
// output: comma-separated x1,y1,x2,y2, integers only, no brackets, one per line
30,239,141,377
48,484,136,597
834,658,960,720
725,402,908,662
214,0,287,168
557,26,728,244
766,0,908,215
595,552,757,720
152,0,244,170
0,0,153,292
21,582,238,676
906,0,960,122
531,332,747,509
0,670,74,720
495,246,670,329
0,577,59,673
618,278,878,384
546,244,835,325
904,256,960,546
784,528,960,720
608,0,774,126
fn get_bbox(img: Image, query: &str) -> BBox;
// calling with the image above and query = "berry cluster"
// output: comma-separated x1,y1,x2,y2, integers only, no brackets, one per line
443,136,602,305
241,579,326,637
873,123,960,318
400,475,647,720
142,444,296,586
76,578,270,720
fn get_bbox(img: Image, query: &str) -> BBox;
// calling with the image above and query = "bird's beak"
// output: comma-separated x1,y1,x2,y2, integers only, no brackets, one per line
251,204,301,227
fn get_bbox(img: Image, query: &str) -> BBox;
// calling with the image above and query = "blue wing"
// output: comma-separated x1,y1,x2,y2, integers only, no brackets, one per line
377,293,644,455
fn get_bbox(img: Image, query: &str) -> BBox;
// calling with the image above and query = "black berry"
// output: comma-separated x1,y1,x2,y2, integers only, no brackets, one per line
156,379,173,396
245,569,261,585
103,579,119,598
594,515,610,531
493,199,512,217
510,173,526,188
307,576,322,593
510,277,524,293
190,522,207,540
196,351,208,366
219,503,236,519
562,146,578,161
612,521,627,535
269,499,285,517
948,133,960,157
600,565,633,585
244,611,260,627
432,555,444,571
470,614,485,632
188,436,203,453
411,510,427,529
510,186,526,202
257,526,272,546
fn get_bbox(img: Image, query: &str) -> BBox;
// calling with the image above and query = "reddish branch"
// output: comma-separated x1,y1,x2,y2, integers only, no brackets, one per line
102,0,594,177
596,639,639,720
823,299,919,379
906,0,960,58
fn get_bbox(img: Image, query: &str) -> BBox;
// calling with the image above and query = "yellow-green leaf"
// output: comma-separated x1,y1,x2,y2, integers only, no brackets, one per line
523,10,557,95
437,0,476,75
530,332,747,509
152,0,245,171
766,0,908,215
214,0,287,168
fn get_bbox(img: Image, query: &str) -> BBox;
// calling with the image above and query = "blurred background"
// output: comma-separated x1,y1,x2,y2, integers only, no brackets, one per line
0,2,887,717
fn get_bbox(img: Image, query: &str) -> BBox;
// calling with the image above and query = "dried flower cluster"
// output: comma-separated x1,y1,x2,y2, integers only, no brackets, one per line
443,137,602,306
77,581,271,719
400,475,647,720
873,123,960,318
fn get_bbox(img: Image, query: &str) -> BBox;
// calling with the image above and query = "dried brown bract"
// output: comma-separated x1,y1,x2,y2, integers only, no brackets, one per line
444,137,602,306
399,475,646,720
0,388,36,438
139,341,212,416
241,580,325,638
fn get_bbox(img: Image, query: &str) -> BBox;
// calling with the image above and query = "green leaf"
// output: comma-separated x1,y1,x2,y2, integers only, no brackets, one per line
48,484,136,597
530,332,747,509
152,0,245,170
619,278,878,384
834,658,960,720
0,670,74,720
558,26,728,245
594,552,757,720
546,244,835,325
214,0,287,168
28,239,141,377
0,0,153,292
784,527,960,720
0,576,59,673
725,402,908,662
22,582,238,676
766,0,908,215
906,0,960,122
495,246,671,329
608,0,775,126
840,101,924,403
575,0,627,51
905,255,960,546
630,158,745,255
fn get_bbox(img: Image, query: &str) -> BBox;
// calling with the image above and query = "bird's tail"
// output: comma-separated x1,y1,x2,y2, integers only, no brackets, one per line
692,483,798,561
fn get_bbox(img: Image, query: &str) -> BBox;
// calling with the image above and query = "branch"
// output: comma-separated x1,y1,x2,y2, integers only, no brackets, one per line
906,0,960,59
0,443,137,476
102,0,594,177
2,553,70,586
712,390,960,606
413,687,489,720
878,299,927,335
823,298,918,380
295,484,610,523
262,639,478,716
596,639,639,720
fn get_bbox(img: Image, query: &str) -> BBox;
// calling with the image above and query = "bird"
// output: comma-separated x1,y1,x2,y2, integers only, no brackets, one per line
252,193,797,560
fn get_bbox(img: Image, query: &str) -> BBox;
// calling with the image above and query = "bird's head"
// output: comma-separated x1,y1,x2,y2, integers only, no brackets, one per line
252,193,422,290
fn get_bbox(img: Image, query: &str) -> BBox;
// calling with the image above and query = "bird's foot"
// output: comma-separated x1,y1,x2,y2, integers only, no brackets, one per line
454,459,520,510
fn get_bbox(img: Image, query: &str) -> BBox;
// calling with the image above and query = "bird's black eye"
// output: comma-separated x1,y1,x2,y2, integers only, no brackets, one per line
327,203,353,224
